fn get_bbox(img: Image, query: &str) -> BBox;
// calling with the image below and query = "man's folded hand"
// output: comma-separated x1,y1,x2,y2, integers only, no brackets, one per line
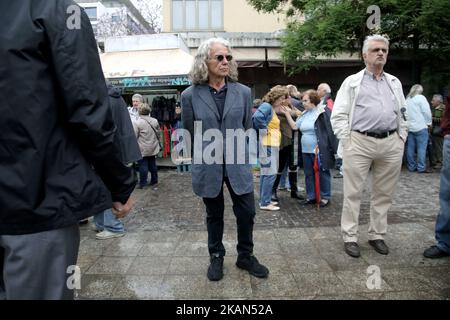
112,197,134,219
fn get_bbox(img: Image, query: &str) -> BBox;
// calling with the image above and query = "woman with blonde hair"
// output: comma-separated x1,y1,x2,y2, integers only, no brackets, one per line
405,84,432,173
252,85,290,211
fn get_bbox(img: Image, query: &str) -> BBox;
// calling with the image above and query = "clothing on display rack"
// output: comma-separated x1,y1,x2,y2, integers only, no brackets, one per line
151,96,177,124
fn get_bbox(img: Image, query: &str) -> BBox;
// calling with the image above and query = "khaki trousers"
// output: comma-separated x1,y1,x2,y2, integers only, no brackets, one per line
341,131,404,242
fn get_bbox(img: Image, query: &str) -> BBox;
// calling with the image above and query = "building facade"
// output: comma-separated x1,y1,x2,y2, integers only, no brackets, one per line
161,0,413,98
76,0,152,46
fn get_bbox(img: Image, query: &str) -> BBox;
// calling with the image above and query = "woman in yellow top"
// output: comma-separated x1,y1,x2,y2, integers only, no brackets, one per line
252,85,290,211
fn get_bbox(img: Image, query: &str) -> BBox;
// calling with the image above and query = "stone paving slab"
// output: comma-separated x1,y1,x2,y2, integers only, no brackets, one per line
76,168,450,300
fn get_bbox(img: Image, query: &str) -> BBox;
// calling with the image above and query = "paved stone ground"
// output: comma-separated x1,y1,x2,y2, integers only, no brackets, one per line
76,167,450,300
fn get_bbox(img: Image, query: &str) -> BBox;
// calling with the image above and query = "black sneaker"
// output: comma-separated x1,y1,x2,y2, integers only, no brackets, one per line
236,255,269,278
300,199,316,205
423,245,450,259
207,255,224,281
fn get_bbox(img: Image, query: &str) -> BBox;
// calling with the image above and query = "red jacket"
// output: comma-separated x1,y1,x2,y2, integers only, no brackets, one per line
441,93,450,137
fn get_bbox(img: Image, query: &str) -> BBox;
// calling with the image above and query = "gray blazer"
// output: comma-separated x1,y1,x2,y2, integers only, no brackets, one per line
181,81,254,198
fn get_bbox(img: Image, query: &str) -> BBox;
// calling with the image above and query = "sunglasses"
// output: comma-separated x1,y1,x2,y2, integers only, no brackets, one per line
213,54,233,62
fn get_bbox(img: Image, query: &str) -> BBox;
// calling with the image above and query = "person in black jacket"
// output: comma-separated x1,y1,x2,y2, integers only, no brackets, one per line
93,84,142,240
0,0,136,299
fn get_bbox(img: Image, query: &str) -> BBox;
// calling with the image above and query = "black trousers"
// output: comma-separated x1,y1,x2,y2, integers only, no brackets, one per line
202,177,255,258
272,144,297,191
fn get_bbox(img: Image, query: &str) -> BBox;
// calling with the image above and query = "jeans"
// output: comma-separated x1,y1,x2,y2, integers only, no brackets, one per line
302,153,331,200
94,209,125,233
259,146,278,206
260,174,276,206
202,177,255,257
279,164,289,189
406,128,429,172
138,156,158,187
435,136,450,253
335,157,343,171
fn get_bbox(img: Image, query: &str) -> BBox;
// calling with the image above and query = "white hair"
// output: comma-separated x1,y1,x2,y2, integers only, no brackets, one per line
132,93,143,102
432,94,443,103
362,34,390,54
318,83,331,93
407,84,423,98
189,37,238,84
286,84,300,98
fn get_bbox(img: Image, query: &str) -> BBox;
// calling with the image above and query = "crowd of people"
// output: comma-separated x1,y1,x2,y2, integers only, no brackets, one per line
1,0,449,300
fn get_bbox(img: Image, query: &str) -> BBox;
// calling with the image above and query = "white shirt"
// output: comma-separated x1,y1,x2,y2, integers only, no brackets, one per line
406,95,432,132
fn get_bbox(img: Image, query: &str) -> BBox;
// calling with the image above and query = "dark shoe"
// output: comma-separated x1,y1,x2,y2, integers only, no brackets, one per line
319,199,329,207
271,191,279,203
207,255,224,281
344,242,360,258
300,199,316,205
149,181,158,186
423,245,450,259
78,219,89,225
236,255,269,278
368,239,389,255
290,191,305,200
288,172,304,200
418,168,434,173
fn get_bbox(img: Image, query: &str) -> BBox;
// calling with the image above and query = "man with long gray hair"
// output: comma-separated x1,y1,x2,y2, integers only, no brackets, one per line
181,38,269,281
331,34,408,258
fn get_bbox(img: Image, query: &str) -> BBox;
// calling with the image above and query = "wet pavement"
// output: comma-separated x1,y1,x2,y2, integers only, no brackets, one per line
76,167,450,300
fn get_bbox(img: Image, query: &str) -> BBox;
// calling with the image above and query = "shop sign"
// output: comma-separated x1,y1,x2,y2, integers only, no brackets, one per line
108,75,191,88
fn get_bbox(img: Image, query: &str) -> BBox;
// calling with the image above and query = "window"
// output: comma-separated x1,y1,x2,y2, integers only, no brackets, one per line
171,0,223,31
84,7,97,20
111,14,120,23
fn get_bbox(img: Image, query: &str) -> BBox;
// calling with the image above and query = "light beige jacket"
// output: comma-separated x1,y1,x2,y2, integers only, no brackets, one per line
330,69,408,157
133,115,161,157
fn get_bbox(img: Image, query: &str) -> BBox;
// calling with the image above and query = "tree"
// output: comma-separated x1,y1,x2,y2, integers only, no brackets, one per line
96,0,162,38
97,8,133,38
247,0,450,92
134,0,162,34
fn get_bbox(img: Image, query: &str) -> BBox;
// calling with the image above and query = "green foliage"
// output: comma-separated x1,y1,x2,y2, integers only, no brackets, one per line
247,0,450,83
